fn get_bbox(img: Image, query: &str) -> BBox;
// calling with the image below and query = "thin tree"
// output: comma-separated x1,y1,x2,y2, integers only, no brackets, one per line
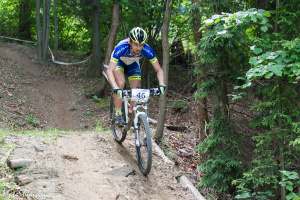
88,0,101,77
192,0,209,141
35,0,51,62
53,0,59,50
19,0,32,40
35,0,42,61
155,0,172,143
104,0,120,65
98,0,120,96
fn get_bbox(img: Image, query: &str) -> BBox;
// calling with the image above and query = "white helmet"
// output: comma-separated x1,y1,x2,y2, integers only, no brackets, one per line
129,27,148,44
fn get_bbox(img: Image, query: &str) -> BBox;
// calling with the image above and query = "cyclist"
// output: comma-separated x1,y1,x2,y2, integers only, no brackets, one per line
106,27,166,125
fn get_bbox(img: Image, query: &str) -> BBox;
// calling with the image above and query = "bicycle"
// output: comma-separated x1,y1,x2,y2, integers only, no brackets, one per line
110,88,161,176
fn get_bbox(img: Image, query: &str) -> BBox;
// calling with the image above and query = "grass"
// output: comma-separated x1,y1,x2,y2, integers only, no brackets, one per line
0,128,74,146
25,114,40,127
95,120,109,133
0,131,16,200
94,96,109,109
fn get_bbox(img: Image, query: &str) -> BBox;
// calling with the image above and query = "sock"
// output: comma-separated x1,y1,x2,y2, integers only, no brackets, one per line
115,108,122,116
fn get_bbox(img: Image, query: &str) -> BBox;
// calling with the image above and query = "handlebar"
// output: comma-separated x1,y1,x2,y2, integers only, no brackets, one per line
113,88,161,97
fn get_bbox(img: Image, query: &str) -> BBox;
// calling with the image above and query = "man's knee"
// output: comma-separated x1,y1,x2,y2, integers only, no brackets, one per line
116,79,125,88
113,71,125,88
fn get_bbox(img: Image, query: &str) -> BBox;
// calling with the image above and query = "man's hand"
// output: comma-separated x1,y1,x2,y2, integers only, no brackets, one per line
159,85,167,95
113,88,123,98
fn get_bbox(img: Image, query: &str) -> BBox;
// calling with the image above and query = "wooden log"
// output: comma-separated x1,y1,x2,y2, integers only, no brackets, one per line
152,140,174,165
148,117,188,132
179,175,207,200
7,158,33,169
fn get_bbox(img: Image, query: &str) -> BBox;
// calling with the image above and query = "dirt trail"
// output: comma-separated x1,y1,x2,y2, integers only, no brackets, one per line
0,42,79,129
7,133,193,200
0,42,194,200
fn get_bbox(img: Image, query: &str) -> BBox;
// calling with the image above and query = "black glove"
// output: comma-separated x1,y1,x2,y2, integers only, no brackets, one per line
159,85,167,95
112,88,123,98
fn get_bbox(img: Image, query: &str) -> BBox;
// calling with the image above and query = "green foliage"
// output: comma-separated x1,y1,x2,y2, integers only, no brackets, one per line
233,33,300,200
244,38,300,84
25,114,40,127
279,171,300,200
168,99,188,112
0,0,19,36
197,110,242,193
196,9,271,195
57,15,90,51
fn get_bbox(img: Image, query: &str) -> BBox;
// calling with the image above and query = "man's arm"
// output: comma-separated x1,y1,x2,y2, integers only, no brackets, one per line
106,61,119,89
152,60,165,86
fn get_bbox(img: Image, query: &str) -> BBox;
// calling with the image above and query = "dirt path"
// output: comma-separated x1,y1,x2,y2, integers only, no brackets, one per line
7,132,193,200
0,42,194,200
0,42,80,129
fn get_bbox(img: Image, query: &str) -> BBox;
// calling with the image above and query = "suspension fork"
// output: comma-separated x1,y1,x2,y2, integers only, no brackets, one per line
133,105,148,147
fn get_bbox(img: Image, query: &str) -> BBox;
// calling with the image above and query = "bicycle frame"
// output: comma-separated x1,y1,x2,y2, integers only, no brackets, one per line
110,87,160,175
122,96,148,147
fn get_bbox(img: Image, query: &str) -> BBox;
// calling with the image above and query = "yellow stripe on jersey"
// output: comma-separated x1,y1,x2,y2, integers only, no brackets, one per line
115,67,124,72
149,57,158,64
111,57,118,63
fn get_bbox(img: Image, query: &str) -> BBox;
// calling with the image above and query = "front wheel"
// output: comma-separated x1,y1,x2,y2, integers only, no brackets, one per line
135,114,152,176
110,95,127,144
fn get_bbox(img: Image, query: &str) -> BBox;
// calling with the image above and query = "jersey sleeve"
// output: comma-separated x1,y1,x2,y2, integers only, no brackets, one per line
142,44,158,64
110,44,127,63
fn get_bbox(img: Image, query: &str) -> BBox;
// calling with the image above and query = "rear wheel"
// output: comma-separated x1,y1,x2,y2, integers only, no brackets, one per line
110,95,127,144
135,114,152,176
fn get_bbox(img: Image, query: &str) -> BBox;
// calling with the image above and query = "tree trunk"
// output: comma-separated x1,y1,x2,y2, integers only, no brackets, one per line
191,0,202,41
279,146,286,200
155,0,172,143
35,0,42,61
53,0,59,50
96,0,120,96
104,1,120,65
41,0,51,62
88,0,101,77
256,0,268,9
192,0,209,141
19,0,32,40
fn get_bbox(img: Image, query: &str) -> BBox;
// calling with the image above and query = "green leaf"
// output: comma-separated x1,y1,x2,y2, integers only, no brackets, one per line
268,64,284,76
235,192,251,199
260,26,268,32
264,11,271,17
264,71,274,79
281,171,299,180
250,46,263,55
249,57,263,65
217,30,227,35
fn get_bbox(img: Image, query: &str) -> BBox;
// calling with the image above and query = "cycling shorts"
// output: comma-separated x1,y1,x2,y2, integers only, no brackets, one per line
116,59,141,81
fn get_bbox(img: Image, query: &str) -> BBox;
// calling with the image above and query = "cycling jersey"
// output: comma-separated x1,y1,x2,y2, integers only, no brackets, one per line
110,38,158,80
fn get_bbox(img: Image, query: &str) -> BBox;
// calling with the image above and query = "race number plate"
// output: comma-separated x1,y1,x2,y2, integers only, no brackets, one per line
131,89,150,103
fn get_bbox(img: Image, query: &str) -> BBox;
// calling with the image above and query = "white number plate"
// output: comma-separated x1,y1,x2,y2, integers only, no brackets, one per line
131,89,150,103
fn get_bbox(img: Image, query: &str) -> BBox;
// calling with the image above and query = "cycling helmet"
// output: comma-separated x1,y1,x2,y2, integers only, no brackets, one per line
129,27,148,44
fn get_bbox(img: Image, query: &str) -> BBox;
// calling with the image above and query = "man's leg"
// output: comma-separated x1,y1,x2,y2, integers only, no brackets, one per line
127,62,142,112
128,77,141,113
113,68,125,124
129,79,141,89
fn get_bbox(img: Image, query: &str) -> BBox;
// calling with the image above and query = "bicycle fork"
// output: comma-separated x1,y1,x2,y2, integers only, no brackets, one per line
133,105,147,147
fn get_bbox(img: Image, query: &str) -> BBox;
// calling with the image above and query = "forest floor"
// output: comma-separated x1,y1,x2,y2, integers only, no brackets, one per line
0,42,202,200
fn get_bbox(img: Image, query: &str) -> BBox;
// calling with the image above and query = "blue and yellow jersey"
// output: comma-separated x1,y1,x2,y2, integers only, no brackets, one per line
110,38,158,65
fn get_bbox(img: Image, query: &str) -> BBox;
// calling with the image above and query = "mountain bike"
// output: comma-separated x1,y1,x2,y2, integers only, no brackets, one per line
110,88,161,176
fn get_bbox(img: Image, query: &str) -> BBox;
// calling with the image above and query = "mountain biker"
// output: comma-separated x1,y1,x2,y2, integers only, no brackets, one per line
106,27,166,125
